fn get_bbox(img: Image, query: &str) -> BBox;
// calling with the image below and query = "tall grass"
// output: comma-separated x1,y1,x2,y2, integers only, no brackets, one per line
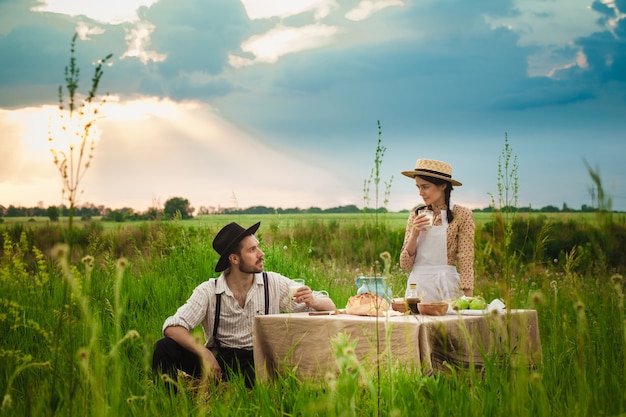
1,213,625,416
362,120,393,227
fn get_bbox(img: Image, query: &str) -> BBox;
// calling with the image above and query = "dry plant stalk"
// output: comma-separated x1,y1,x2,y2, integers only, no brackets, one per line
48,33,112,242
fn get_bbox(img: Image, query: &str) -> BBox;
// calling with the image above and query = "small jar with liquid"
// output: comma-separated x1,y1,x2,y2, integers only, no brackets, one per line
406,283,420,314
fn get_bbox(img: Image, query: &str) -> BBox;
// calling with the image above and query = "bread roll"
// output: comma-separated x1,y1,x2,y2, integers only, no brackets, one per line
345,293,389,316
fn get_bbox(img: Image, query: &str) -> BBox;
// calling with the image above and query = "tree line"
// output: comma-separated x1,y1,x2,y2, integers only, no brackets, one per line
0,197,193,222
0,197,613,223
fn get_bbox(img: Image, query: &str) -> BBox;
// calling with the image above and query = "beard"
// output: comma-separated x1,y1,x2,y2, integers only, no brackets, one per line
238,257,263,274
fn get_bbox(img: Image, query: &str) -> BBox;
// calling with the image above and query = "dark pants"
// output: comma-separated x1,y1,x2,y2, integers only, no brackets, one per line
151,337,256,388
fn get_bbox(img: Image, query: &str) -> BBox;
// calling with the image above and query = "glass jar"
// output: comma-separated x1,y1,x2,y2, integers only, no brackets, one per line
406,283,420,314
355,276,392,303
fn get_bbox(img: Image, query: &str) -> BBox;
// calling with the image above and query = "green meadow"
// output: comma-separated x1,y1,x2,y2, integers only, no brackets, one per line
1,210,625,417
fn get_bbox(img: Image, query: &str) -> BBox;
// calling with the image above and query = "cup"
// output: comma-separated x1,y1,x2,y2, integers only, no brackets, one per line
288,279,305,298
313,290,329,298
418,209,434,228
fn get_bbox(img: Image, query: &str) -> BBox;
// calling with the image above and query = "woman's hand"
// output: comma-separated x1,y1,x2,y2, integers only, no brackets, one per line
410,212,431,232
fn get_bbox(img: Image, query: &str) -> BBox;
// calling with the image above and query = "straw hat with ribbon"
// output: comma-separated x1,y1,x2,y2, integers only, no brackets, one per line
401,158,462,186
213,221,261,272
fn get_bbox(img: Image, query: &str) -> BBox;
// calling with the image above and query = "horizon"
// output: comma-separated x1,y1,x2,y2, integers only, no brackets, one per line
0,198,610,214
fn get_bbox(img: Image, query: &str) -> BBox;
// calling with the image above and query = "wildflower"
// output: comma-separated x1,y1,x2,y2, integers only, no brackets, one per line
77,348,90,374
379,251,391,263
51,243,69,260
379,251,391,276
77,348,89,362
126,330,140,340
115,258,129,270
324,371,335,384
343,344,355,357
81,255,94,267
283,245,288,250
82,255,95,280
2,394,12,411
610,274,623,285
530,291,545,307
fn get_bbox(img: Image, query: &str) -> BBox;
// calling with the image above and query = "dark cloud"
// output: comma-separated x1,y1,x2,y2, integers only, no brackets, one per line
0,0,251,106
550,0,626,86
577,32,626,84
0,4,130,107
0,8,76,106
209,9,532,150
141,0,250,98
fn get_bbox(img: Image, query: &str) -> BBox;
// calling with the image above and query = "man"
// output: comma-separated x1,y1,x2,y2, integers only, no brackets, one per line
152,221,336,387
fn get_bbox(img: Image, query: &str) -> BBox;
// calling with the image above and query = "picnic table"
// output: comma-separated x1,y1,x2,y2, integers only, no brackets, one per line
253,309,542,381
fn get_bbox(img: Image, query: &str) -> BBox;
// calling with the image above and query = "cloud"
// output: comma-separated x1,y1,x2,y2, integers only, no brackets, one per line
229,23,339,67
32,0,158,24
595,0,626,37
75,21,105,40
542,1,626,86
120,20,166,64
240,0,337,20
345,0,405,22
484,0,603,76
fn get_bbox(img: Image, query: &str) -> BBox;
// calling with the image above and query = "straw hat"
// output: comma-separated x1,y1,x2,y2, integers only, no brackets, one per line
401,158,462,186
213,221,261,272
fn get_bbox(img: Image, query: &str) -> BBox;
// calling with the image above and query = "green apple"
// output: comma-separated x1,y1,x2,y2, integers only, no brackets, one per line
451,298,470,310
469,298,487,310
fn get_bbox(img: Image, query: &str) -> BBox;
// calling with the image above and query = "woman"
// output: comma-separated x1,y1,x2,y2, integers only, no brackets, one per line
399,158,475,301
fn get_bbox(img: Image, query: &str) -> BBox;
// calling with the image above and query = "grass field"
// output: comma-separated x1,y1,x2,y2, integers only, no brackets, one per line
1,211,625,416
0,210,605,230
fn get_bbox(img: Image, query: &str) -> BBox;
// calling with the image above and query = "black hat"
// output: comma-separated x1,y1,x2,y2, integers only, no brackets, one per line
213,221,261,272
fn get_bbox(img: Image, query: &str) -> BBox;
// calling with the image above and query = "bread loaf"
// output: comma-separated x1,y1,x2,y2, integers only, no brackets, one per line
345,293,389,316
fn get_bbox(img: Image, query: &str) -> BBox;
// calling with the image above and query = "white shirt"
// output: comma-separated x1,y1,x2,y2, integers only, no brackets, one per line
162,271,312,350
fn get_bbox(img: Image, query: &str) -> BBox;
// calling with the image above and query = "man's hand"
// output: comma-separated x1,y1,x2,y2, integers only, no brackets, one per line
164,325,223,381
294,286,336,311
199,349,222,381
293,285,314,305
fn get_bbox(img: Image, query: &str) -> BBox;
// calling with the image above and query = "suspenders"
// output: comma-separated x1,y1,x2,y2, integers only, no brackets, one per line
212,272,269,347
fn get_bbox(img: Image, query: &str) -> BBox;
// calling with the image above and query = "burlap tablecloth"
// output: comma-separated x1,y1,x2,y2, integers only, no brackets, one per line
253,310,541,381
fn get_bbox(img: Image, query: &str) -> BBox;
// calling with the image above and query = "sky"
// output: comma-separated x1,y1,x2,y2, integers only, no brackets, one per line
1,0,625,213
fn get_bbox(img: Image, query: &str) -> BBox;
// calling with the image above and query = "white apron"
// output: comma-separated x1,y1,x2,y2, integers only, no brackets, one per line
406,208,463,302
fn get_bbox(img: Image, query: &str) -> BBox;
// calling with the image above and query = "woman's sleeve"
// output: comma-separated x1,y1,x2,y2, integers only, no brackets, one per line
455,207,475,291
399,212,417,271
